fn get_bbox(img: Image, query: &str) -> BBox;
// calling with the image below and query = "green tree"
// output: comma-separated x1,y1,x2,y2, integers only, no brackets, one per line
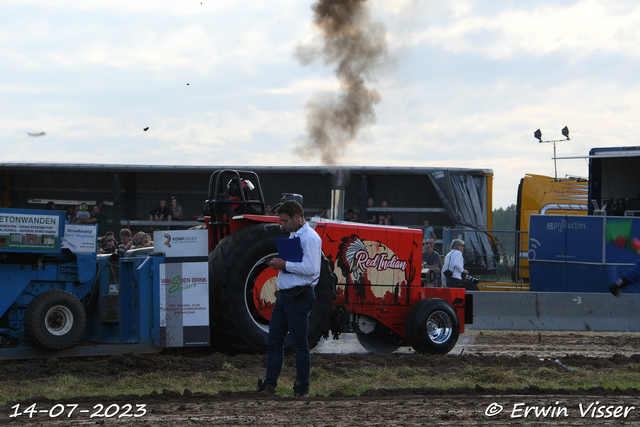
491,204,517,261
492,204,516,231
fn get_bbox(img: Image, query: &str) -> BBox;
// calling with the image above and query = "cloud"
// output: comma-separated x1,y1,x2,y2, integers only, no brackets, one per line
3,0,640,211
396,0,640,59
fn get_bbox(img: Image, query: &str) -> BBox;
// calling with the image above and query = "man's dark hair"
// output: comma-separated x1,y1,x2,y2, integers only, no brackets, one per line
277,200,304,218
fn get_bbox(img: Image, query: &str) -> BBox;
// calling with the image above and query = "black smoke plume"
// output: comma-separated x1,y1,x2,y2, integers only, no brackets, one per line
296,0,387,167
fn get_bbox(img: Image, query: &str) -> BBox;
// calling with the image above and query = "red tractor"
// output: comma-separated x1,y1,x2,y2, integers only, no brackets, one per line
205,170,473,354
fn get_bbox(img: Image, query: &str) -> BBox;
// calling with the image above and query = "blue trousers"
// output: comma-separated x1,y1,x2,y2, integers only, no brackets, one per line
264,287,316,387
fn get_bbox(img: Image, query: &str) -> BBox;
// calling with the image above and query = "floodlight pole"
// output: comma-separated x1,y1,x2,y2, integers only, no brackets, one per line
534,128,570,181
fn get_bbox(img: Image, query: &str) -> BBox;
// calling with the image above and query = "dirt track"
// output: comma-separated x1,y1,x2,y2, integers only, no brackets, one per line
2,331,640,426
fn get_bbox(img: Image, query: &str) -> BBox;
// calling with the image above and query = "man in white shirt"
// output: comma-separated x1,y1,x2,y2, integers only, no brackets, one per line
441,239,468,287
257,200,322,398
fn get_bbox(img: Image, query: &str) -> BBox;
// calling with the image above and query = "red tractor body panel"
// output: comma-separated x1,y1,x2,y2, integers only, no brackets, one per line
314,221,467,337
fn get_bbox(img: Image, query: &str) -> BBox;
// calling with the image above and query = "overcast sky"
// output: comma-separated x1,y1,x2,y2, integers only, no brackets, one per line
3,0,639,209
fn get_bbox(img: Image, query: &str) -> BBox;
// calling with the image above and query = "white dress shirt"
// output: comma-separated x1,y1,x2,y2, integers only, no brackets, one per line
441,249,464,283
278,222,322,290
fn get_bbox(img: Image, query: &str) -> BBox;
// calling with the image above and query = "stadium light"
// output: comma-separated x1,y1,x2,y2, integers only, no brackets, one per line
534,126,570,180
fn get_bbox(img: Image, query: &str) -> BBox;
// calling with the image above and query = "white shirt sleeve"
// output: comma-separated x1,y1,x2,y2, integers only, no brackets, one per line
284,224,321,277
277,223,322,289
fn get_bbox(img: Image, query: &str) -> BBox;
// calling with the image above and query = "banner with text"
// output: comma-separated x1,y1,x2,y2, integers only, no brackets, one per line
62,224,98,254
159,262,209,347
0,209,64,253
154,229,208,261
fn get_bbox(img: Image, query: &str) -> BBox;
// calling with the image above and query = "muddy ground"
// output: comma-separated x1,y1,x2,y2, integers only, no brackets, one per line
2,331,640,426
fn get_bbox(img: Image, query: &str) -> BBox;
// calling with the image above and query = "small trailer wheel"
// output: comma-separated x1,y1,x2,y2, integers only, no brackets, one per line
24,289,86,351
406,298,459,354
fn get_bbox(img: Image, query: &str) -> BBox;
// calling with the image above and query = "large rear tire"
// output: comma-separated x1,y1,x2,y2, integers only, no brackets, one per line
406,298,459,354
209,223,336,353
24,289,86,351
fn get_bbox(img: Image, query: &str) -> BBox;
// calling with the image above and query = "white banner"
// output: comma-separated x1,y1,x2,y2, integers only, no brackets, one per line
159,262,209,347
62,224,97,254
154,229,208,258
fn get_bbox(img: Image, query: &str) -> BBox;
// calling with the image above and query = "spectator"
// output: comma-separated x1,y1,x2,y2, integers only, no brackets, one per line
317,207,328,219
74,203,91,223
122,229,144,252
441,239,468,288
365,198,378,224
132,231,153,248
352,212,360,222
119,228,132,247
346,209,355,221
149,199,171,231
87,204,109,236
97,236,107,251
422,239,442,286
422,219,436,242
169,196,183,221
66,206,76,224
45,201,56,210
378,199,394,225
104,237,118,254
95,200,105,213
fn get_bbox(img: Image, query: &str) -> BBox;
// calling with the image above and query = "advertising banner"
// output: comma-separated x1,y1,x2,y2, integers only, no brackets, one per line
528,215,569,262
154,229,208,262
566,216,604,264
529,215,604,263
62,224,98,254
604,217,640,264
159,261,209,347
0,209,64,253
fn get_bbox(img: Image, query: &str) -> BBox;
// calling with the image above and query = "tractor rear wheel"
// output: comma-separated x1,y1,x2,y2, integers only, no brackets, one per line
209,223,336,353
24,289,86,351
406,298,459,354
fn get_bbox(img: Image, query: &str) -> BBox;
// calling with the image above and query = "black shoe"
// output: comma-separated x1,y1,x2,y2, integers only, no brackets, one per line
293,381,309,397
257,379,276,395
610,283,622,297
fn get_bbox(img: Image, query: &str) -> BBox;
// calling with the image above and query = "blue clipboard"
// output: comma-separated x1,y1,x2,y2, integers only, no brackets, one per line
275,237,303,262
275,237,303,274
